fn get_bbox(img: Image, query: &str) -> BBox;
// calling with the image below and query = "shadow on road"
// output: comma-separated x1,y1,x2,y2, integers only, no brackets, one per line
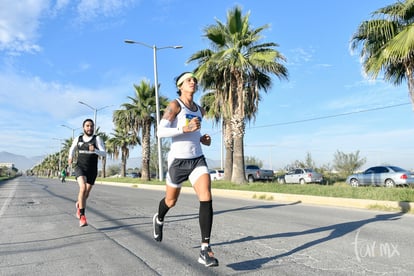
163,201,302,225
223,212,404,271
214,201,302,216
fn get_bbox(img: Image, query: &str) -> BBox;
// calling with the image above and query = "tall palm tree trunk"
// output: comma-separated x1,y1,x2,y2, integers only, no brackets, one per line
141,121,151,181
407,67,414,110
101,156,107,178
231,72,247,184
223,118,233,181
121,148,127,177
231,115,246,184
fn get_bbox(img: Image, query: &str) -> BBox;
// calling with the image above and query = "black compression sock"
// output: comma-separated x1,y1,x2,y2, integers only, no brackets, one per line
199,200,213,244
158,197,170,222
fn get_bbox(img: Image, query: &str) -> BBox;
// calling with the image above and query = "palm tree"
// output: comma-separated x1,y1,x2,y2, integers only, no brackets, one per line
107,127,136,177
350,0,414,109
113,80,169,180
61,137,73,175
189,46,235,181
188,6,288,183
200,89,233,180
97,131,109,178
46,153,59,177
128,81,153,180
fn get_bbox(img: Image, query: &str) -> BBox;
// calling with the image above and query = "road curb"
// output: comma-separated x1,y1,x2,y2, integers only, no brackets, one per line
211,189,414,213
96,181,414,213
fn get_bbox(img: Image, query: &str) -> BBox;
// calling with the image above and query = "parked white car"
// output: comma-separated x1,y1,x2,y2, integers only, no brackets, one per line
346,166,414,187
209,169,224,181
278,168,323,185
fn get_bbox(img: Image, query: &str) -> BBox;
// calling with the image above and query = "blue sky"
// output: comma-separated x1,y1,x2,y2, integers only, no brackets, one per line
1,0,413,171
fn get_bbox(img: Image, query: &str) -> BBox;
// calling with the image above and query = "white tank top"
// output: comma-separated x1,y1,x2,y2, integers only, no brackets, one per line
169,99,203,159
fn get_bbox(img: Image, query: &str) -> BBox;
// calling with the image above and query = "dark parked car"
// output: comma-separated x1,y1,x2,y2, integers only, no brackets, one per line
126,172,140,178
245,165,274,182
346,165,414,187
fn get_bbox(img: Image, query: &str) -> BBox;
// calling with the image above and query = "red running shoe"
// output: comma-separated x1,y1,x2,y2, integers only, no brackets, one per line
75,202,80,219
79,215,88,227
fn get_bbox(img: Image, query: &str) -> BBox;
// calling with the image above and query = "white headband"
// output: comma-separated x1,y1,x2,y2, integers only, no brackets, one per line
176,73,197,87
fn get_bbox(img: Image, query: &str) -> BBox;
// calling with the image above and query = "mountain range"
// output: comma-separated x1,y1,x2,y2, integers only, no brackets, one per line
0,151,44,171
0,151,222,172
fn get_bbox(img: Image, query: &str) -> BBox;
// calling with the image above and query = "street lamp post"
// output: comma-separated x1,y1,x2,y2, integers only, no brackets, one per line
61,124,80,140
124,39,182,181
78,101,112,133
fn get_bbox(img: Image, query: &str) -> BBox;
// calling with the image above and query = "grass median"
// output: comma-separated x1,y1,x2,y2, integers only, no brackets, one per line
95,177,414,203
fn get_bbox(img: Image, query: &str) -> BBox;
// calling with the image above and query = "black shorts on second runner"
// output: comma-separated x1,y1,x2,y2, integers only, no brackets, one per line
74,166,98,185
168,155,207,184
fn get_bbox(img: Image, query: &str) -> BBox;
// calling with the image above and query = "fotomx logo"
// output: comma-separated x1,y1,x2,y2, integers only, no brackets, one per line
352,229,400,262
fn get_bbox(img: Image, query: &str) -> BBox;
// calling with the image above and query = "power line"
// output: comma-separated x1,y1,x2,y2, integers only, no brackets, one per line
207,102,411,135
248,102,411,129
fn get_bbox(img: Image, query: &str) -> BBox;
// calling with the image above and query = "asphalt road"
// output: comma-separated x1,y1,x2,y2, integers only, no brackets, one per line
1,176,413,275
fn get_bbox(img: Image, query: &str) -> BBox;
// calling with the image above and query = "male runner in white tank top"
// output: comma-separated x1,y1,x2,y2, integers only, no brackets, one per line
152,72,218,267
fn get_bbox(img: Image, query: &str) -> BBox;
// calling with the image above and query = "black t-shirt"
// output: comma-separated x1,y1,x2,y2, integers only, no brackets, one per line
76,135,98,170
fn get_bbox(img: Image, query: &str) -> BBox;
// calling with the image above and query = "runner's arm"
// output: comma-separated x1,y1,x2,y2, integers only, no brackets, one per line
94,136,106,157
68,136,79,164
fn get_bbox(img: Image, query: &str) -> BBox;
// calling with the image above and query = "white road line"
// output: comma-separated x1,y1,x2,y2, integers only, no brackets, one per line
0,181,17,217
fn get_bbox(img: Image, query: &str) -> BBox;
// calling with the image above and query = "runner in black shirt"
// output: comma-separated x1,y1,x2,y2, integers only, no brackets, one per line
68,119,106,227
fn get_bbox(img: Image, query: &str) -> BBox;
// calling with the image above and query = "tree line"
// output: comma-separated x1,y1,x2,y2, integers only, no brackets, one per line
32,1,414,184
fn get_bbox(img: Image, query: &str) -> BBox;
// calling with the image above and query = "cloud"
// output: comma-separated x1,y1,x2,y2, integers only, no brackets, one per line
315,63,332,68
0,70,134,157
0,0,138,54
0,71,134,120
76,0,137,23
55,0,70,10
287,47,315,66
0,0,47,54
326,81,409,112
